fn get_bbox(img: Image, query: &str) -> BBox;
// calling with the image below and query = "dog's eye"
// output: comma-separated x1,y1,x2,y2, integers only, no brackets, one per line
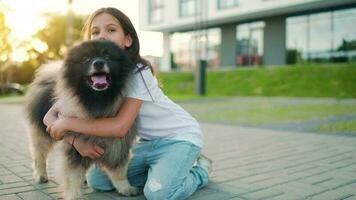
103,56,110,61
83,57,91,63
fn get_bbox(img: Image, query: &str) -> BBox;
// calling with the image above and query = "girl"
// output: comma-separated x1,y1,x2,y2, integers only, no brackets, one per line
44,7,212,200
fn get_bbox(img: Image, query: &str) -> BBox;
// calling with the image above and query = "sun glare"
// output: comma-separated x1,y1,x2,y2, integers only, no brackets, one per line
1,0,162,61
2,0,52,62
11,49,29,63
4,0,47,42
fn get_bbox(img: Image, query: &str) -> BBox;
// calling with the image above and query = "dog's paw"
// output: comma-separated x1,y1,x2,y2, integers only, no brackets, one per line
33,173,48,183
118,185,140,196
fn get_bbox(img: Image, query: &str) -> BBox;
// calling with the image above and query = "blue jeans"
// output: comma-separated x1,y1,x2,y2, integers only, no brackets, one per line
87,139,209,200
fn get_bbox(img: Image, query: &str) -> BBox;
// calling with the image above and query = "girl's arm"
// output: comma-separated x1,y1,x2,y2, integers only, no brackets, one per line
64,135,104,159
47,97,142,139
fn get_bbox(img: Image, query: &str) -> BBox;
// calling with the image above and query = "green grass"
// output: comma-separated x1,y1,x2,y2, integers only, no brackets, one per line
159,63,356,99
313,120,356,135
178,97,356,135
1,63,355,135
0,95,24,103
181,101,356,126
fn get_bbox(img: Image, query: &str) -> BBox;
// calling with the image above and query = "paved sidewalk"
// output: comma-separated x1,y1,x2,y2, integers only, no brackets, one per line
0,103,355,200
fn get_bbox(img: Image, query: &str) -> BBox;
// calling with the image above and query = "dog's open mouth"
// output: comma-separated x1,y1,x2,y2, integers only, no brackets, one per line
88,72,111,91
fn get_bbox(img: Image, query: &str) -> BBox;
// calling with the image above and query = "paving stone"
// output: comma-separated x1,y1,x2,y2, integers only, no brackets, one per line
307,190,354,200
0,194,23,200
272,182,329,199
191,192,236,200
103,192,145,200
0,181,30,190
1,103,356,199
0,185,36,195
207,183,248,195
0,174,23,184
241,188,284,200
189,188,219,199
17,191,53,200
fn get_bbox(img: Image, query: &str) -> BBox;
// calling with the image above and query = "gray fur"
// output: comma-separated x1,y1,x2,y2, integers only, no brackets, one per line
25,41,139,199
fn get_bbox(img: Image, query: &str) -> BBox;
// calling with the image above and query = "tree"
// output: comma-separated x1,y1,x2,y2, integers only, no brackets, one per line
0,12,12,85
337,39,356,51
33,13,85,61
6,13,86,85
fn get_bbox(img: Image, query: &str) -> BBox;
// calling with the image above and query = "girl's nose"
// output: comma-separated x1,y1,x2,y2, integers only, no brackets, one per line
98,32,108,40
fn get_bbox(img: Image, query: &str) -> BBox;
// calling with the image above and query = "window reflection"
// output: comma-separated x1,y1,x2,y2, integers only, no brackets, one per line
218,0,239,9
236,21,265,66
171,28,221,71
180,0,199,17
287,7,356,64
149,0,164,24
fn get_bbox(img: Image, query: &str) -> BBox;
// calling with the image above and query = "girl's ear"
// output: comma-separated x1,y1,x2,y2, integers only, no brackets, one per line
125,35,133,48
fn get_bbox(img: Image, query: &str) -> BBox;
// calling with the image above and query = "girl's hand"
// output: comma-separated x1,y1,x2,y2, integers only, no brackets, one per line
47,118,68,140
73,138,105,159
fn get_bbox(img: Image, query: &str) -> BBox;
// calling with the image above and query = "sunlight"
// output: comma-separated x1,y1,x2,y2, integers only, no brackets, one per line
11,48,29,63
32,39,48,53
4,0,47,42
2,0,51,62
1,0,162,62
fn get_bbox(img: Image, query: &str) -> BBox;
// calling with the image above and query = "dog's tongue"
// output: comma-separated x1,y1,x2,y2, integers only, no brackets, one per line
91,75,107,87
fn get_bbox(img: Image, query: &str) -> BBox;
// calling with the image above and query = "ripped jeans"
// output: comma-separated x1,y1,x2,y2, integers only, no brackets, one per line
87,139,209,200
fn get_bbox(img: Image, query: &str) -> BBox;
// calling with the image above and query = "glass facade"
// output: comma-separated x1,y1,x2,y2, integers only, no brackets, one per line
218,0,239,9
287,7,356,64
236,21,265,66
179,0,199,17
149,0,164,24
218,0,265,9
171,28,221,71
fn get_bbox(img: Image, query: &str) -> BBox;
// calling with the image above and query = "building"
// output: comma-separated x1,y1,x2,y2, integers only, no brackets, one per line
139,0,356,71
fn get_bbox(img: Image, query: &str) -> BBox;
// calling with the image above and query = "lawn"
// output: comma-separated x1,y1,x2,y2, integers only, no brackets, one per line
1,63,355,135
159,63,356,99
178,97,356,135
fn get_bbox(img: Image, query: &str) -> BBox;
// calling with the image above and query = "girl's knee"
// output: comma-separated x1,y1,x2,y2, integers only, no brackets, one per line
144,188,170,200
143,180,171,200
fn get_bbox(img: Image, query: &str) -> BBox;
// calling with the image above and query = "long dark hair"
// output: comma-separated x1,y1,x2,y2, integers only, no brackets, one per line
82,7,154,74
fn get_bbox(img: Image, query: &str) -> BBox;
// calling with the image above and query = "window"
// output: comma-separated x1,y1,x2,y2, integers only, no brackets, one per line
236,21,265,66
333,8,356,63
287,8,356,64
218,0,239,9
180,0,199,17
218,0,268,9
149,0,164,24
171,28,221,70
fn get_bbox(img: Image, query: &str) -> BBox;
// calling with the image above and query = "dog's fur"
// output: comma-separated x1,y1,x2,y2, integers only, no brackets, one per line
25,40,139,199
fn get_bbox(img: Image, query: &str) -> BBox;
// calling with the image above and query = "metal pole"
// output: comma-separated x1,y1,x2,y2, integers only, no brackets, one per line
195,0,207,96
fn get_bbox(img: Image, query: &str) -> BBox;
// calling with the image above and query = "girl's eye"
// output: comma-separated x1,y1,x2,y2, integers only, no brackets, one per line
108,29,116,33
91,31,99,35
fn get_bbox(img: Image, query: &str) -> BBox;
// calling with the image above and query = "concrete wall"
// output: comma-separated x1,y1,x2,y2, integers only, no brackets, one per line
160,32,171,71
220,24,237,67
263,16,286,65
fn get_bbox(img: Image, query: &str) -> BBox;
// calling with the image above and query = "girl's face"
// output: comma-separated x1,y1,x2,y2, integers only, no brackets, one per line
90,12,132,49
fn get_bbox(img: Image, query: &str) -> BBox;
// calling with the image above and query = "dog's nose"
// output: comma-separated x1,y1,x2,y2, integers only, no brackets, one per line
93,59,105,70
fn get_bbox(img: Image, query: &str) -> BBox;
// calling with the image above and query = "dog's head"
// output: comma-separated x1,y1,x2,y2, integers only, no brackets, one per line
61,41,135,114
62,40,134,95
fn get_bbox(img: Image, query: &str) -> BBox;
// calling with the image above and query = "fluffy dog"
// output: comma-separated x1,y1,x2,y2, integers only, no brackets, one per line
25,40,139,199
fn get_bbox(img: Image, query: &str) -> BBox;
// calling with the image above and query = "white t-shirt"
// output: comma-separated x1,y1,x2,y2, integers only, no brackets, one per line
125,64,203,148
